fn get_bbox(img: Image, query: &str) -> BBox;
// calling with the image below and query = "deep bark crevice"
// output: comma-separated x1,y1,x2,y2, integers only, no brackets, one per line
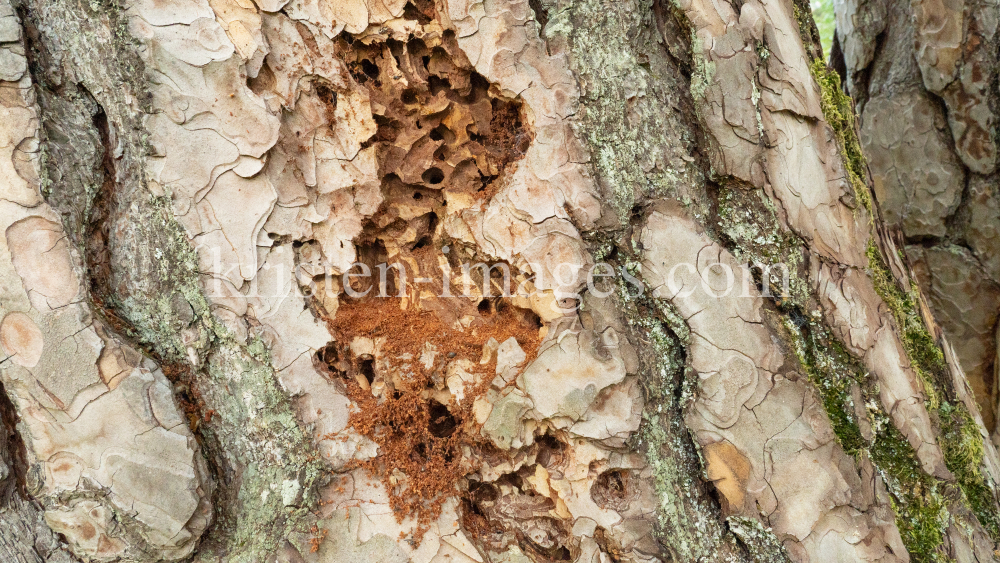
0,380,28,503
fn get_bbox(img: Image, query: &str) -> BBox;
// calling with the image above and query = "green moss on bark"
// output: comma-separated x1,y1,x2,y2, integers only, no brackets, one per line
940,403,1000,539
782,317,950,563
810,59,872,214
865,240,1000,542
709,178,958,561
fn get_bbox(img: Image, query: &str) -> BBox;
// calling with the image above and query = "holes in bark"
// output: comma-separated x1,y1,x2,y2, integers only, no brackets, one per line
359,358,376,385
402,0,435,24
477,299,492,315
591,469,632,512
343,240,395,300
361,60,380,80
495,471,525,490
427,400,457,437
422,167,444,185
593,527,627,563
408,212,438,252
347,58,381,87
338,27,530,203
366,115,400,146
468,480,499,503
462,470,574,562
317,343,344,376
315,81,338,122
510,304,543,333
321,12,547,543
429,123,452,142
411,236,431,251
401,88,419,105
525,540,571,562
535,433,567,470
551,547,572,561
428,75,451,95
519,517,572,560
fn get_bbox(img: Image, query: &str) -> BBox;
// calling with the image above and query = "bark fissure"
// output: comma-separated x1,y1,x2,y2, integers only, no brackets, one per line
11,1,329,560
1,0,998,560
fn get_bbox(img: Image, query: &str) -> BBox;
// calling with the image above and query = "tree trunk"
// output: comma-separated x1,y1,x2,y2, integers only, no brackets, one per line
831,0,1000,445
0,0,997,562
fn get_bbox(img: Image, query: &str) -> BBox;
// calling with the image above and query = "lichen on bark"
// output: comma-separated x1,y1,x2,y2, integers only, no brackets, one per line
1,0,998,561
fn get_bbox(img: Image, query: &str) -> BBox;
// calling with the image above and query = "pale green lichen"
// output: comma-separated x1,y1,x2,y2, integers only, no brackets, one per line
545,0,708,226
192,340,326,562
567,227,758,561
21,1,328,559
113,195,213,361
690,32,716,104
547,1,750,546
727,517,787,562
714,184,810,307
593,247,774,562
101,198,325,562
625,299,751,562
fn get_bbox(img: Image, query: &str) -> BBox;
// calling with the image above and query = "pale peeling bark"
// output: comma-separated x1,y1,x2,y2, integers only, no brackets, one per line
0,0,996,562
0,2,211,561
832,0,1000,439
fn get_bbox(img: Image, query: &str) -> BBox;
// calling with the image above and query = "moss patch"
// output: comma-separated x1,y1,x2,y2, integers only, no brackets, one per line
782,316,951,563
941,402,1000,540
810,59,872,214
865,242,946,379
866,240,947,402
865,239,1000,542
708,180,961,560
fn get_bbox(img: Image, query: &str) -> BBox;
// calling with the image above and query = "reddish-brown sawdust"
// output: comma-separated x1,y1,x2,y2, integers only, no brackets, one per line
324,296,540,541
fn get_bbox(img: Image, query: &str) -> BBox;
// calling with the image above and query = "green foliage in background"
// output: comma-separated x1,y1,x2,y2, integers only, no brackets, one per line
811,0,836,61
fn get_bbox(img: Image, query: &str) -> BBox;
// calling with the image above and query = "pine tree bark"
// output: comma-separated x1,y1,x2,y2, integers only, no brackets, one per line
0,0,997,562
832,0,1000,439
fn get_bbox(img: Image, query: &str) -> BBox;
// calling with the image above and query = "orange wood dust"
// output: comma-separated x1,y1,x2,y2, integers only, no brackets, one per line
324,296,540,540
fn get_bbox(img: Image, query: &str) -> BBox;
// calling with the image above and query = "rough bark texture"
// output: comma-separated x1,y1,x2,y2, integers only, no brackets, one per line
831,0,1000,440
0,0,997,562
